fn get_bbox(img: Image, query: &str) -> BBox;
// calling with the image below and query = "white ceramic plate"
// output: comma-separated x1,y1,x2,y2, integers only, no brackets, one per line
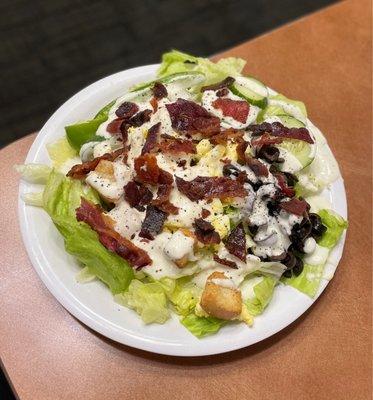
18,64,347,356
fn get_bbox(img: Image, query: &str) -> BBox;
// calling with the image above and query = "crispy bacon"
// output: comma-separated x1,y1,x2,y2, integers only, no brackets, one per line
152,82,168,99
134,153,173,185
158,137,196,154
274,172,295,197
129,109,152,127
236,141,249,164
212,98,249,124
175,176,247,202
166,99,220,136
141,122,160,155
210,128,244,145
139,205,168,240
106,118,123,134
150,97,158,113
151,184,179,215
201,77,235,92
225,222,246,261
279,198,308,215
249,122,314,144
67,148,124,179
246,156,269,177
251,133,283,147
76,198,151,268
193,218,221,245
115,102,139,119
123,181,153,210
201,208,211,218
213,254,238,269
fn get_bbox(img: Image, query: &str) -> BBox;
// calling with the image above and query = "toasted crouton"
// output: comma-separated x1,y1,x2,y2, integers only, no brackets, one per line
200,272,242,320
95,160,115,180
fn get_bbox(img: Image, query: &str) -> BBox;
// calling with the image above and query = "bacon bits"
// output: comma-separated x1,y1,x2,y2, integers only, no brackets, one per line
141,122,160,155
123,181,153,210
248,122,314,144
106,118,124,134
166,99,220,136
201,77,235,92
158,137,196,155
115,102,139,119
193,218,221,245
76,198,151,268
134,154,173,185
151,184,179,215
280,198,308,215
246,156,269,177
129,109,152,127
212,98,249,123
273,172,295,198
67,148,124,179
224,222,246,261
175,176,247,202
210,128,244,145
152,82,168,99
139,205,168,240
213,254,237,269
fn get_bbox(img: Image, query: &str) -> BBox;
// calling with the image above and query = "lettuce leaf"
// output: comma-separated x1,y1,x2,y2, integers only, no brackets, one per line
21,191,44,207
15,163,52,184
282,263,324,298
245,276,278,316
157,50,246,86
46,137,77,169
43,170,134,294
168,277,201,316
318,209,348,248
115,279,170,324
181,313,226,338
65,101,114,151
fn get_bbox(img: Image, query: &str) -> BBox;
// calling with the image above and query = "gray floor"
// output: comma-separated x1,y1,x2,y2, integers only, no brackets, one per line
0,0,336,148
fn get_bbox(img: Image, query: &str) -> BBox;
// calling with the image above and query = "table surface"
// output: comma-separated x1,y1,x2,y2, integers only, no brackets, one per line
1,0,371,399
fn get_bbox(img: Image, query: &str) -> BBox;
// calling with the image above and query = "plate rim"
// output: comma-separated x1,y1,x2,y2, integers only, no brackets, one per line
18,64,348,357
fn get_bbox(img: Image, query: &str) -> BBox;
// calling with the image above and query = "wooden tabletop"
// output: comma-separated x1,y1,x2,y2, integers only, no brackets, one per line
0,1,371,399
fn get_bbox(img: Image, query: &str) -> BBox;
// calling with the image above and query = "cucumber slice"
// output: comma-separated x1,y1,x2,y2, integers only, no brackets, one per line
230,76,268,109
268,94,307,123
277,115,305,128
131,71,206,92
278,139,315,169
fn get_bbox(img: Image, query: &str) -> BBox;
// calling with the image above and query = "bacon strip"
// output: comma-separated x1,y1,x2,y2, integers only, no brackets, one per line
175,176,247,202
212,98,249,124
134,153,173,185
201,77,235,92
151,184,179,215
158,137,196,155
279,198,308,215
249,122,314,144
251,133,283,147
225,222,246,261
213,254,238,269
246,156,269,177
67,148,124,179
273,172,295,198
123,181,153,210
139,205,168,240
166,99,220,136
76,198,151,268
141,122,160,155
193,218,221,245
210,128,244,145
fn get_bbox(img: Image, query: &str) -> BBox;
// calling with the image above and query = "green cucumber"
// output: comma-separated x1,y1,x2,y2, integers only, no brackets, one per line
131,71,206,92
277,115,305,128
278,139,315,169
230,76,268,108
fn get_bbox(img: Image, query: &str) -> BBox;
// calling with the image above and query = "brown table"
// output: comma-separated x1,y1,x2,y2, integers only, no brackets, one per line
1,1,371,399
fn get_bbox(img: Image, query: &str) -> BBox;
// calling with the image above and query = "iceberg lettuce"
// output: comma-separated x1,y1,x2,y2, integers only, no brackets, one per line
317,209,348,248
245,276,278,316
181,313,226,338
43,170,134,294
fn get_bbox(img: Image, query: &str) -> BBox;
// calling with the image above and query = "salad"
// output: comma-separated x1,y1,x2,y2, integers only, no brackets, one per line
18,50,348,338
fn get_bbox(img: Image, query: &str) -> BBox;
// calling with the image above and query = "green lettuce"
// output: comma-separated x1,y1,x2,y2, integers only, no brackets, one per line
282,263,324,298
245,276,278,316
318,209,348,249
168,277,201,316
21,191,44,207
157,49,246,86
46,137,78,169
65,101,114,151
15,163,52,184
181,313,226,338
43,170,134,293
115,279,170,324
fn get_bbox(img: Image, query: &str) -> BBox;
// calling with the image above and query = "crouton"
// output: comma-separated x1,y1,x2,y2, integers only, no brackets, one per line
200,272,242,320
95,160,115,180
